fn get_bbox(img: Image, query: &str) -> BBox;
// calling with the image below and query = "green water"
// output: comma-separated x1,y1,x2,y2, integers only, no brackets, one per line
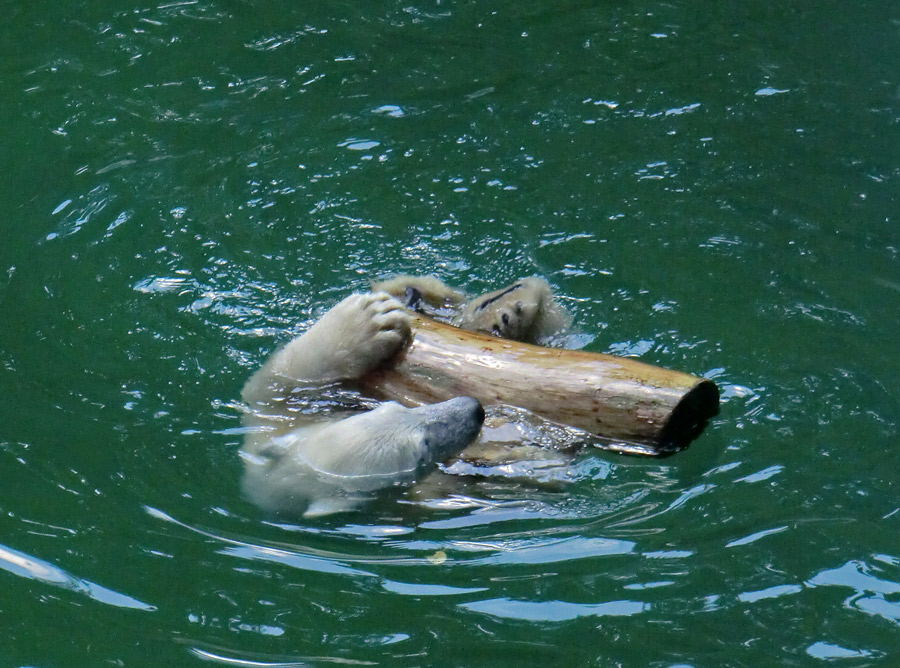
1,1,898,665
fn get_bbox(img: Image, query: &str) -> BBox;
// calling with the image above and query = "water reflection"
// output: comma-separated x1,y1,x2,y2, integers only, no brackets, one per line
807,558,900,626
725,525,788,548
459,597,648,622
737,583,802,603
806,641,879,661
220,544,375,578
189,647,308,667
381,580,486,596
0,542,155,611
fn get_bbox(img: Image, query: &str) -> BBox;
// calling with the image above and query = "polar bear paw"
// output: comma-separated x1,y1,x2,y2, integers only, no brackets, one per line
309,292,412,380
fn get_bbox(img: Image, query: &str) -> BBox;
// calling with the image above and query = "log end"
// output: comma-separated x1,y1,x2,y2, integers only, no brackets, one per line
655,379,720,454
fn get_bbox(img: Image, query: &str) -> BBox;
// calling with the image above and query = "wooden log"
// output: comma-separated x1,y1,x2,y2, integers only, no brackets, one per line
362,315,719,456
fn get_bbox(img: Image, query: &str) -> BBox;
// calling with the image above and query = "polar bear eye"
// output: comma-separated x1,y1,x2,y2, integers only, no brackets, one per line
474,283,522,311
501,313,510,327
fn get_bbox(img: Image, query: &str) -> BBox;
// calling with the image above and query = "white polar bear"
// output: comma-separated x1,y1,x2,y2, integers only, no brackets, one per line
240,292,485,518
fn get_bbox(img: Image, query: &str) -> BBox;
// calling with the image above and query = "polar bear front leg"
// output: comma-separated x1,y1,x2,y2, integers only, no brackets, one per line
243,293,411,407
303,292,412,381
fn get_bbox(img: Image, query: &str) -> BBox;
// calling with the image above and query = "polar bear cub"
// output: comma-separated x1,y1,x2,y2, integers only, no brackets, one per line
240,292,484,517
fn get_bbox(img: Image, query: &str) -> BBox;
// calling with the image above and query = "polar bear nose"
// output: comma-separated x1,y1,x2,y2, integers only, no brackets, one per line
467,397,486,424
415,397,484,459
440,396,484,425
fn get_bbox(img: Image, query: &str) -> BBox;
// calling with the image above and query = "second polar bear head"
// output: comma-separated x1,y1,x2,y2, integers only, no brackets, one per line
456,277,573,342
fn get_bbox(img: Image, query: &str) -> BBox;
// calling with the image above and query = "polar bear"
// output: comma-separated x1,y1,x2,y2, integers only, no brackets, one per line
455,277,572,342
370,275,572,343
240,292,485,517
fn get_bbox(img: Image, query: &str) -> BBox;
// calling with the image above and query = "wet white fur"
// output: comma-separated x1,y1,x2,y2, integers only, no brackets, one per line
240,292,481,517
242,402,445,517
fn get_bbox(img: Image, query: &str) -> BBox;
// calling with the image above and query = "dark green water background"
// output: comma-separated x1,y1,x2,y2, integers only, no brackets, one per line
1,1,898,666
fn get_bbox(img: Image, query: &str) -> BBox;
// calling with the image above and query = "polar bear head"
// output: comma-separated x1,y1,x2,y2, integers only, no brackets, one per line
456,277,571,342
242,397,485,517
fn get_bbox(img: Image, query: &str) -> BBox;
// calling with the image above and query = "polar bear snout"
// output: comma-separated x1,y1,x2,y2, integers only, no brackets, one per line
414,397,485,461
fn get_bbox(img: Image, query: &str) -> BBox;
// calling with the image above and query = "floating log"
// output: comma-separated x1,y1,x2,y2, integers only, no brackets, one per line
362,315,719,456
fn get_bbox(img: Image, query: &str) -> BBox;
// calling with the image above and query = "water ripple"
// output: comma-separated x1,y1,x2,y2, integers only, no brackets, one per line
459,597,649,622
0,542,155,611
807,558,900,625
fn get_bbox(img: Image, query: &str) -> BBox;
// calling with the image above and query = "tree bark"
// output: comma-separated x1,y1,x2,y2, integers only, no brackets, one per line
362,316,720,456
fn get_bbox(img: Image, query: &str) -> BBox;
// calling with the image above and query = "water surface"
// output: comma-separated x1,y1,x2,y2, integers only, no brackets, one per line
1,1,898,665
